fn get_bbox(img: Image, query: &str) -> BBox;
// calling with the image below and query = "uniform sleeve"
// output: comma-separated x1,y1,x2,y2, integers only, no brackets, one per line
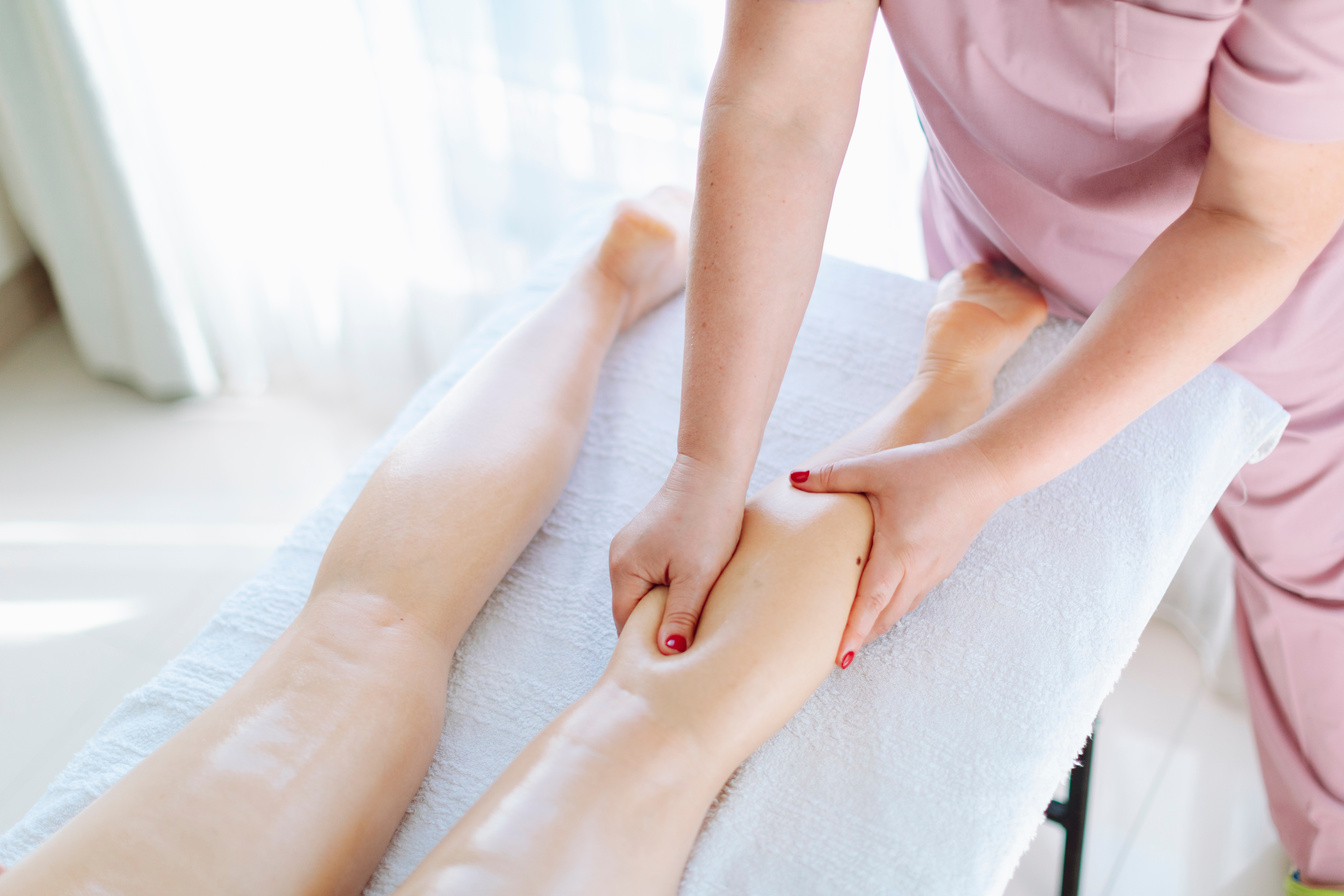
1211,0,1344,142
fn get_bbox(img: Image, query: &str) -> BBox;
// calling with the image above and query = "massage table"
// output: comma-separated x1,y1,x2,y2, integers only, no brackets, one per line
0,237,1286,893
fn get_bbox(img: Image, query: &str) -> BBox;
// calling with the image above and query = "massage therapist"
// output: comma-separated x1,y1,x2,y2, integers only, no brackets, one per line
608,0,1344,888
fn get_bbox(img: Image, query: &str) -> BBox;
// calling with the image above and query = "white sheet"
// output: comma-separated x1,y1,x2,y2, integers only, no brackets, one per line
0,252,1287,893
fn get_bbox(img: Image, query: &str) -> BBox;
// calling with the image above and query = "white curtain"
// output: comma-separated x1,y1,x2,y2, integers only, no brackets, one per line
0,0,927,405
0,179,32,283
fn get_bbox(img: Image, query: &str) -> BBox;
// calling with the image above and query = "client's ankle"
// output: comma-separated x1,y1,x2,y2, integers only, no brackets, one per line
903,372,997,440
912,262,1048,414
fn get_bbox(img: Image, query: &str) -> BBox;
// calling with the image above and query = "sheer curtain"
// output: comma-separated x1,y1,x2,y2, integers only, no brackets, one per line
0,0,926,406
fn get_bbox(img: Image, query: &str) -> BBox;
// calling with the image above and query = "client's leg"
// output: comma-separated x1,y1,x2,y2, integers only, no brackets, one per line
394,264,1048,894
0,189,691,896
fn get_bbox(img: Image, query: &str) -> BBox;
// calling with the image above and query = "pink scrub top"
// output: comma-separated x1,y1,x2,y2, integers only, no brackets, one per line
882,0,1344,376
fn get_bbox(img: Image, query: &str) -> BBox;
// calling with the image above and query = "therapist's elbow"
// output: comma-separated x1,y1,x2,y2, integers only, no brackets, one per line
702,80,857,168
1188,201,1339,285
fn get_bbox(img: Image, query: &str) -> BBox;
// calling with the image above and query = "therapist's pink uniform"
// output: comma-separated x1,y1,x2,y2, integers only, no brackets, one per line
880,0,1344,879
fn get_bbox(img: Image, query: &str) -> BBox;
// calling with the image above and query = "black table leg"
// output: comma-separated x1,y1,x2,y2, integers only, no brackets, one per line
1045,726,1095,896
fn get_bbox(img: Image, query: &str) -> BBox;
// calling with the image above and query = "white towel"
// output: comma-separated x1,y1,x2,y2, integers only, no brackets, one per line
0,252,1286,894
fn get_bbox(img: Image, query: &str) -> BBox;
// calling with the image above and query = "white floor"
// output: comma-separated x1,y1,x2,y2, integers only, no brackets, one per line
0,317,1289,893
0,318,391,832
1003,620,1289,896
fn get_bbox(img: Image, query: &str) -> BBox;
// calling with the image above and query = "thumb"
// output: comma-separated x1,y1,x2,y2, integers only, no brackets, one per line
657,574,711,654
837,541,904,668
789,454,879,495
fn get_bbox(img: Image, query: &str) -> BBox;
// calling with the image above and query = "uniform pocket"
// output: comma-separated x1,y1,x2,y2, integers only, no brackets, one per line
1113,0,1237,142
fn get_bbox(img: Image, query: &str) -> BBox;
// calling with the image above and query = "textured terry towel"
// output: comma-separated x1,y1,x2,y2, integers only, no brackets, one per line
0,255,1286,894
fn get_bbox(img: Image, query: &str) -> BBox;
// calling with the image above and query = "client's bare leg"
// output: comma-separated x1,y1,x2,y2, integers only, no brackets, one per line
0,189,691,896
394,263,1048,895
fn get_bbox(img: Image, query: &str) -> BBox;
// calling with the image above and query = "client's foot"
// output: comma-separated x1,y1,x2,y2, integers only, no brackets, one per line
591,186,692,331
915,261,1048,416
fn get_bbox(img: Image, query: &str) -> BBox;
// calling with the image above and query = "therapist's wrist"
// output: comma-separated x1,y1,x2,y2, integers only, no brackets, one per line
675,416,762,492
667,449,754,500
950,430,1016,509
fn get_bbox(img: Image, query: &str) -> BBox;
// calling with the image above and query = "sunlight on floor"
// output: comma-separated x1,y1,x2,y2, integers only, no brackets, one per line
0,598,145,644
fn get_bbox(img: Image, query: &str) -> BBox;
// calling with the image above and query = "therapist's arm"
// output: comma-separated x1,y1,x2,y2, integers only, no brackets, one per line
976,99,1344,498
609,0,880,651
794,97,1344,664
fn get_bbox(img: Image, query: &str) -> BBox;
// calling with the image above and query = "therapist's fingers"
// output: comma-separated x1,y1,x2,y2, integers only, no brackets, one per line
610,566,654,634
788,453,880,495
889,574,931,623
609,529,657,632
837,537,904,668
864,577,927,648
657,573,713,654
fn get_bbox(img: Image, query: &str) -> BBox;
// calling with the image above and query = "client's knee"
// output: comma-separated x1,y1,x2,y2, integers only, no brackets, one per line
599,589,745,758
288,590,453,719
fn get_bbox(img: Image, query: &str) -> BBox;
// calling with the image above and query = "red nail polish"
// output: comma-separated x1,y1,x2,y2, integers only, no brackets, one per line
790,470,809,483
840,651,854,670
665,634,687,653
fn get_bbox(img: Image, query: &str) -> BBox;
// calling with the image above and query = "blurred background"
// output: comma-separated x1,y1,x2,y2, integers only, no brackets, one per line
0,0,927,406
0,1,1287,892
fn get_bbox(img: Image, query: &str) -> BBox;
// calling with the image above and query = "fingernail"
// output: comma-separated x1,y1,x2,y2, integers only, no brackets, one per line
840,651,854,670
665,634,687,653
790,470,809,483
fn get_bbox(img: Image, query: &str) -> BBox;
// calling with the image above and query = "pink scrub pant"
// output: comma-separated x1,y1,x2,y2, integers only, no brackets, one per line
923,215,1344,883
1214,350,1344,884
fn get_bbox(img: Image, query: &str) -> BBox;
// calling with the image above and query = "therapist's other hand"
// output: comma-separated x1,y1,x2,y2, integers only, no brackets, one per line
790,433,1010,665
610,454,745,653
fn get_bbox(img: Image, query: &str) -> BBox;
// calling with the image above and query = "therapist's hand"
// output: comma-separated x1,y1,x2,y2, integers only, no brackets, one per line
790,433,1011,665
610,454,746,653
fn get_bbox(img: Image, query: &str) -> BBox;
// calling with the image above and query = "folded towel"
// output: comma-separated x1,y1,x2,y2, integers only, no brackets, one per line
0,250,1286,893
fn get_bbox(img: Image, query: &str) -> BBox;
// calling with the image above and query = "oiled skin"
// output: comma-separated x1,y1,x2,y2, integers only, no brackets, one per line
394,264,1047,895
0,199,1044,895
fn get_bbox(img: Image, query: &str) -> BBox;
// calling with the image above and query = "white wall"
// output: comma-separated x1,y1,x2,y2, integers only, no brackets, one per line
0,178,32,284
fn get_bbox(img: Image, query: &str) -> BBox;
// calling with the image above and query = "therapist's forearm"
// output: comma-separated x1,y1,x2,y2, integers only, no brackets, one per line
966,207,1310,498
677,105,849,486
966,98,1344,500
